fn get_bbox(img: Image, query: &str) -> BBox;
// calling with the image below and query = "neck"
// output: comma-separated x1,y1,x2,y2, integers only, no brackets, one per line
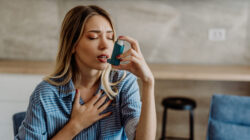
79,69,102,88
74,61,103,89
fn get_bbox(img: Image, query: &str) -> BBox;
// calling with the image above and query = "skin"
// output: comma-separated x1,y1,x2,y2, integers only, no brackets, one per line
114,36,156,140
51,15,156,140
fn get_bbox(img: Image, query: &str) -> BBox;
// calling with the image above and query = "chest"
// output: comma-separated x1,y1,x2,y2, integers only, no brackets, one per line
78,87,98,103
45,98,123,139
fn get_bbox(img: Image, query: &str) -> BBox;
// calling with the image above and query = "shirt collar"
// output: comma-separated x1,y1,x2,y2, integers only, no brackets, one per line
58,78,105,100
58,79,75,98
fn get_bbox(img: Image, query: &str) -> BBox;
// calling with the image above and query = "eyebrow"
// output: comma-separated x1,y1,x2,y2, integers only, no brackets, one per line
88,30,113,33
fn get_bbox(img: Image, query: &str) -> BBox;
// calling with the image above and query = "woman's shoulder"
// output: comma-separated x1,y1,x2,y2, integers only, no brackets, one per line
111,70,141,102
110,69,138,86
35,80,58,94
110,69,137,83
30,80,59,104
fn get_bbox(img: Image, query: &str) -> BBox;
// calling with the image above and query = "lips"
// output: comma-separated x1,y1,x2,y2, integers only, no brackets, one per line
97,54,109,63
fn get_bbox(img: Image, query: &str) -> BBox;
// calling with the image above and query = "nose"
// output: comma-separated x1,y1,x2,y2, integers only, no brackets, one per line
98,37,111,50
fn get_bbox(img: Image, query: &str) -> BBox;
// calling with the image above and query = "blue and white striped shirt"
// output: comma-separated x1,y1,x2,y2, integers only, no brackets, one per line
15,70,141,140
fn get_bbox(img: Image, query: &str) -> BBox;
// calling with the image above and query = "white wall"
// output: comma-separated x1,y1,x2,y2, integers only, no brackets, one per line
0,74,43,139
1,0,250,65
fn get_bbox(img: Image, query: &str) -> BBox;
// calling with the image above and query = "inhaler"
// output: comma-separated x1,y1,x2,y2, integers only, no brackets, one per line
107,40,124,66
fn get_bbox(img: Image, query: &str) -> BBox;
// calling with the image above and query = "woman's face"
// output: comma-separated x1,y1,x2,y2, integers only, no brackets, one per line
74,15,114,70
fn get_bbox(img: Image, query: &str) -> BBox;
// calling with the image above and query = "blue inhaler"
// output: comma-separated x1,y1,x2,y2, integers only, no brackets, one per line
107,39,124,66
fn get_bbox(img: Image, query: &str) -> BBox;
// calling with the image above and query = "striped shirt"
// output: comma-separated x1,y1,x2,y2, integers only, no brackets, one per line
15,70,141,140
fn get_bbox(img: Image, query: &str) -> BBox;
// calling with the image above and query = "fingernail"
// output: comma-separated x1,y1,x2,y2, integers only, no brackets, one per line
116,55,120,58
119,36,124,38
76,89,79,94
96,91,101,97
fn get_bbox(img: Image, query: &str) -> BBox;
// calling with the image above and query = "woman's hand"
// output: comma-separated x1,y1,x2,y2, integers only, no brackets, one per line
112,36,156,140
112,36,154,84
69,89,112,135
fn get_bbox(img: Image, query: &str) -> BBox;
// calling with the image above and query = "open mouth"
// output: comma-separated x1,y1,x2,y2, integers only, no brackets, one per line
97,55,108,63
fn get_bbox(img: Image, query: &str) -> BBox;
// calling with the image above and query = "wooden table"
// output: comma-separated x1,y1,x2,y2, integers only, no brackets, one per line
149,63,250,81
1,59,250,82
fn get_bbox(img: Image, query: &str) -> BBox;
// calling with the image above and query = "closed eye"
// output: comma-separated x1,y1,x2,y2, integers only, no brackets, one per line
88,37,98,40
107,34,114,40
107,37,113,40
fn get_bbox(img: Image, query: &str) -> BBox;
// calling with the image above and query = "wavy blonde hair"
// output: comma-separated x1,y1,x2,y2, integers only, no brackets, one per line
44,5,116,86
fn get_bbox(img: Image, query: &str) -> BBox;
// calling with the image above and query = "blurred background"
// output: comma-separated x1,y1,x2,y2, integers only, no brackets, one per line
1,0,250,139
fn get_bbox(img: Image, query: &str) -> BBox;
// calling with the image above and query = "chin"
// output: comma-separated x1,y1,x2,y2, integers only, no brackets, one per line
94,63,108,70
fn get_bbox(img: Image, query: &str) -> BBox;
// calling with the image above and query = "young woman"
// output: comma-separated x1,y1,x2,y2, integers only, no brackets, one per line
15,5,156,140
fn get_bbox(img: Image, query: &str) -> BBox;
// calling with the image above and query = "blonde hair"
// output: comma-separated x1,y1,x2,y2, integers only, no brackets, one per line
44,5,116,86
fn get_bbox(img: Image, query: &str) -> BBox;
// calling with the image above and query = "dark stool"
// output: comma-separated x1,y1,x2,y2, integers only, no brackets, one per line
160,97,196,140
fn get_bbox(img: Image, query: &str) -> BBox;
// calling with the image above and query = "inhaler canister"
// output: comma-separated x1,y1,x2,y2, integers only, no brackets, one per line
107,39,124,66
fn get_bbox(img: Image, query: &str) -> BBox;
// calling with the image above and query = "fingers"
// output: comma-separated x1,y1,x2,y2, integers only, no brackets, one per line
120,55,140,64
112,63,130,70
118,36,140,52
87,90,102,106
98,112,112,120
98,100,112,113
113,52,140,71
117,48,139,59
94,94,108,109
73,89,80,108
116,36,143,67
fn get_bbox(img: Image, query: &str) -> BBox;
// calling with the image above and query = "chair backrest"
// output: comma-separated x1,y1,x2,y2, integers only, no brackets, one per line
12,112,26,136
207,94,250,140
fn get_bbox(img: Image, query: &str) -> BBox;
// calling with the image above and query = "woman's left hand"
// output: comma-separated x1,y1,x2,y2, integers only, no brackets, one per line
112,35,154,84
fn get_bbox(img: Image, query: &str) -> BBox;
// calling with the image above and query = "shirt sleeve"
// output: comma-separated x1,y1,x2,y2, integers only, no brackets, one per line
120,72,142,140
15,86,47,140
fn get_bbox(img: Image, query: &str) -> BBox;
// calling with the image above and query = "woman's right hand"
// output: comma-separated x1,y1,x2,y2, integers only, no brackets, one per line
69,89,112,135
